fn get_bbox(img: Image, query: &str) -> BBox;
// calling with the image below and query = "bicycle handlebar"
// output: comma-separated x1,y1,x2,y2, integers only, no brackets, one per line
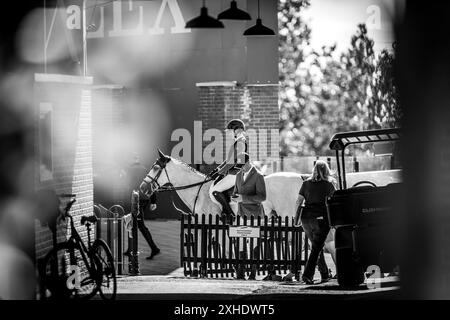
81,215,98,225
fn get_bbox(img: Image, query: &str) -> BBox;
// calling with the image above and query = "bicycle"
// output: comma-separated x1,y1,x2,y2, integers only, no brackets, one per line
40,194,117,300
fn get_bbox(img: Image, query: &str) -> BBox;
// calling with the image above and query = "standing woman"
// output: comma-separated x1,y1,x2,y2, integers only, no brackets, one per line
297,160,336,284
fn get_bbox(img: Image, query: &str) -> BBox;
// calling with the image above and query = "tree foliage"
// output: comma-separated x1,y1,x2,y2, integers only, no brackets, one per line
278,2,402,156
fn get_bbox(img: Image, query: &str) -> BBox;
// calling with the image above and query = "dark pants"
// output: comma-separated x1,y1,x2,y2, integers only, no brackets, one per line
128,200,159,253
138,200,159,252
301,217,330,280
235,242,259,279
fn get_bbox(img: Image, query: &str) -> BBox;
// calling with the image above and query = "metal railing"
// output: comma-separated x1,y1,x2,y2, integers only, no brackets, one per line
93,191,141,276
94,204,126,275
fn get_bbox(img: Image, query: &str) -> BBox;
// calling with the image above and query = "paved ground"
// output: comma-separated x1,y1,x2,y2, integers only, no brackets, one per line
113,219,400,299
133,219,181,276
115,275,400,300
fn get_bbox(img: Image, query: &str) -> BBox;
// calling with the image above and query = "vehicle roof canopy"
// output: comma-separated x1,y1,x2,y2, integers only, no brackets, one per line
329,128,401,151
329,128,402,190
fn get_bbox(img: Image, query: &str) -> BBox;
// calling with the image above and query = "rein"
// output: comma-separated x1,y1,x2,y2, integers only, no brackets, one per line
155,178,213,192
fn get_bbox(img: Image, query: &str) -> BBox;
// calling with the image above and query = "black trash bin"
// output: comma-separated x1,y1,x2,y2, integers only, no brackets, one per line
328,184,401,287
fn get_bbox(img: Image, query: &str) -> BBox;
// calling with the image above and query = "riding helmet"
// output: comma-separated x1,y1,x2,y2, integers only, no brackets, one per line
226,119,245,131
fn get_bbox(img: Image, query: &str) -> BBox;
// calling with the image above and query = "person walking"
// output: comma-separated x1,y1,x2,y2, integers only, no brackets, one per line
123,153,160,260
297,160,335,284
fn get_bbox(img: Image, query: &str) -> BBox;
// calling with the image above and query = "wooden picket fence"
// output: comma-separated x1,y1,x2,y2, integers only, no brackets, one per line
180,214,308,279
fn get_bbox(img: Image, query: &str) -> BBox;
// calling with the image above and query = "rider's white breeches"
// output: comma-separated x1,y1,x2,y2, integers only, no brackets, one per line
209,174,236,205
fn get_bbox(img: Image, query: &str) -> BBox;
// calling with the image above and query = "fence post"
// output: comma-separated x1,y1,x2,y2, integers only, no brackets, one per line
117,217,123,275
106,210,112,254
129,190,140,275
327,157,331,169
110,205,125,276
180,214,184,273
200,214,207,277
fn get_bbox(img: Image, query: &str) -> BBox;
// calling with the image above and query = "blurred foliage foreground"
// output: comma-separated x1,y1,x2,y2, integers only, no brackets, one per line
278,0,402,157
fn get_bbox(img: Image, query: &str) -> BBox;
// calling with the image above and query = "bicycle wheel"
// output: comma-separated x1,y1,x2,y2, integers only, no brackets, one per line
42,242,98,300
91,239,117,300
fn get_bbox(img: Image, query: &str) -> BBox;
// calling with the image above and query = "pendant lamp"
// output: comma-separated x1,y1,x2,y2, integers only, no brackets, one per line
243,0,275,36
185,0,224,29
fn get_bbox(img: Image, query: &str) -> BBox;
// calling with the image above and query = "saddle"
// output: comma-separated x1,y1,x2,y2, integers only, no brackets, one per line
213,174,225,186
223,187,234,203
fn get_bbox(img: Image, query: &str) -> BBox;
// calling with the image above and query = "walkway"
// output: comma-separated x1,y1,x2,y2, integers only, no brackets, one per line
115,219,400,299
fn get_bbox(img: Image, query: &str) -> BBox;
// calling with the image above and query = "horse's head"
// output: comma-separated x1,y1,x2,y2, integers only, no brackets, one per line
139,149,171,196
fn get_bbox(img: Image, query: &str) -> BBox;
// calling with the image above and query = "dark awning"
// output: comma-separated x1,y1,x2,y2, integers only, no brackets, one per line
329,128,401,151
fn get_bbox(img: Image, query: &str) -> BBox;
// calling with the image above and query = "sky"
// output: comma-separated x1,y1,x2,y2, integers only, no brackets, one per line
302,0,403,53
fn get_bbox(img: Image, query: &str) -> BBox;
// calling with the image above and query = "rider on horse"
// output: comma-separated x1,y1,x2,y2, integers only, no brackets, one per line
209,119,248,217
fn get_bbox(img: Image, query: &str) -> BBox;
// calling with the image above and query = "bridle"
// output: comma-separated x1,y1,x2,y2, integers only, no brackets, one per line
143,158,167,193
143,157,214,214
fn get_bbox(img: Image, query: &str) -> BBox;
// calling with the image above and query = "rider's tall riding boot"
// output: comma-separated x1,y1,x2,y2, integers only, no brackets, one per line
212,191,235,217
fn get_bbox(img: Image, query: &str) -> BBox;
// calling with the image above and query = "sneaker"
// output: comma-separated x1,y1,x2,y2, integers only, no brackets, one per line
247,274,256,280
301,275,314,285
271,274,283,281
321,269,333,282
235,273,246,280
146,248,161,260
235,268,246,280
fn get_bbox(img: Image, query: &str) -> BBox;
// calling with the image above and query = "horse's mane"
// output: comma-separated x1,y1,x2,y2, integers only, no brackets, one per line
169,156,207,178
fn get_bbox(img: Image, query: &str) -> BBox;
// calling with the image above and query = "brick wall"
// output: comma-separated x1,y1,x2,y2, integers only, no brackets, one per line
197,82,280,173
34,74,94,260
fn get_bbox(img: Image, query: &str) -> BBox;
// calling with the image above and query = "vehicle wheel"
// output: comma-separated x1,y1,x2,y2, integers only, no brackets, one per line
42,243,98,300
91,239,117,300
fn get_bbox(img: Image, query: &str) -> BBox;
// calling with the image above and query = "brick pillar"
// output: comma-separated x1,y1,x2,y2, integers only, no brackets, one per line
246,85,280,170
34,74,94,260
196,82,279,173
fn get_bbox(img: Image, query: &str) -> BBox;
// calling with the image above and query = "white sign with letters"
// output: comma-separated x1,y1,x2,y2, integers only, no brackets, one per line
66,0,190,38
229,226,260,238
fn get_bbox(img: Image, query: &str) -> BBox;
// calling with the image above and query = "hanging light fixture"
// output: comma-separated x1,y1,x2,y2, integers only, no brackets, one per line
243,0,275,36
185,0,224,29
217,1,251,21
